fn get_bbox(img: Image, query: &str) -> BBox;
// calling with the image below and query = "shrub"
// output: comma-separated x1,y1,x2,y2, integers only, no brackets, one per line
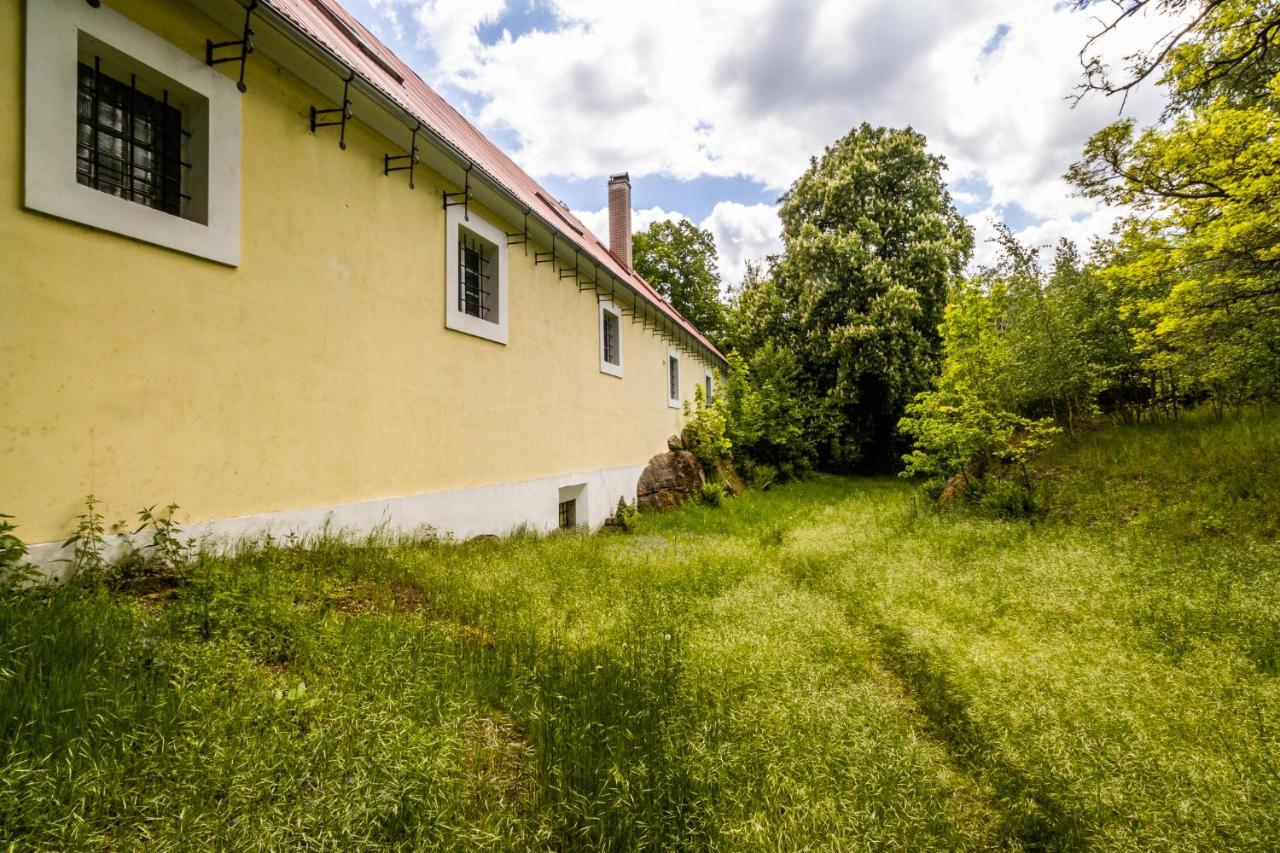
719,346,818,474
682,385,730,472
898,390,1059,511
698,482,727,507
743,461,779,491
0,514,37,588
974,478,1044,520
609,498,641,532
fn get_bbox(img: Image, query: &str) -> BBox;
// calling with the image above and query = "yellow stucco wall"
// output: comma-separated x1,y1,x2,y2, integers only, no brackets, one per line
0,0,714,543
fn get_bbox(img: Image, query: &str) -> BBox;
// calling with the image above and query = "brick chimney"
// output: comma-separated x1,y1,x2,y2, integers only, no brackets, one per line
608,173,632,269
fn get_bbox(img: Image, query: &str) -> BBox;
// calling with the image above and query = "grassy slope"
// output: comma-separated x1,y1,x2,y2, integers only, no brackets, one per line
1,410,1277,849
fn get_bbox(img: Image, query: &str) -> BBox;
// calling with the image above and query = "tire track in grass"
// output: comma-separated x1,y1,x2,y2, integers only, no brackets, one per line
855,632,1014,850
776,489,1077,850
759,528,1007,845
867,621,1081,851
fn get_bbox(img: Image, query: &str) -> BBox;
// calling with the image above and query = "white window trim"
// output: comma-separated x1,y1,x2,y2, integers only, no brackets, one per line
444,205,509,345
598,299,624,378
25,0,241,266
667,347,682,409
704,369,715,400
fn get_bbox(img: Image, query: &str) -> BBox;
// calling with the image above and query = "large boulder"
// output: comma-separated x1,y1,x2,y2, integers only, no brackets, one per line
637,450,705,512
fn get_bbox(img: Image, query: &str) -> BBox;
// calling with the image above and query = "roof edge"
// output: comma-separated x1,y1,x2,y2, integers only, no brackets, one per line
244,0,728,367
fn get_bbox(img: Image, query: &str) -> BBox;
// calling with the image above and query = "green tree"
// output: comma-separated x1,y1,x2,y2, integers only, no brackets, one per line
898,388,1058,509
718,345,820,472
978,229,1143,432
632,219,728,344
1069,0,1280,411
770,124,973,467
1074,0,1280,112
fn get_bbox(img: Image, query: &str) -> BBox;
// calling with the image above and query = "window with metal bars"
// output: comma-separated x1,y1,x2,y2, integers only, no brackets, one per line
668,354,680,404
558,499,576,530
458,230,495,322
602,310,620,366
76,59,186,217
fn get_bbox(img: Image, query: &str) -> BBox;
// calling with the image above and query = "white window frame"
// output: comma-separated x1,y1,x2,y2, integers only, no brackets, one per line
704,369,715,401
599,299,624,377
24,0,241,266
445,205,509,345
667,347,682,409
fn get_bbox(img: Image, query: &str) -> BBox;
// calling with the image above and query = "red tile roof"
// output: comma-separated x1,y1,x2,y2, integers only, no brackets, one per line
258,0,725,362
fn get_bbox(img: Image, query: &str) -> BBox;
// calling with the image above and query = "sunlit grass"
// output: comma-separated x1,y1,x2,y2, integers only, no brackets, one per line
2,411,1277,848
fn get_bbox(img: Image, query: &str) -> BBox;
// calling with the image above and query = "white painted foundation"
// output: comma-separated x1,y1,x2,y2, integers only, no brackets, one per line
23,463,647,576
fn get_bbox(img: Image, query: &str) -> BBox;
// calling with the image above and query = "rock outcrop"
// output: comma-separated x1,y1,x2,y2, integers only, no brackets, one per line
637,450,705,512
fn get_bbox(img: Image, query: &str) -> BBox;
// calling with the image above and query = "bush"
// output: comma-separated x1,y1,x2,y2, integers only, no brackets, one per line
0,515,37,589
699,482,727,507
742,461,779,491
974,478,1044,520
898,389,1059,510
682,385,730,472
609,498,641,532
719,346,818,474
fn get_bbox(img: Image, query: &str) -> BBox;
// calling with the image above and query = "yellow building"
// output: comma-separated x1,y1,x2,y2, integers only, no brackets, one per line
2,0,724,569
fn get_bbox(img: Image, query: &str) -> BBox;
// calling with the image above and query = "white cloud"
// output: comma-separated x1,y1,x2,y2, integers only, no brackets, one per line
572,206,688,240
700,202,783,286
573,202,782,289
362,0,1183,276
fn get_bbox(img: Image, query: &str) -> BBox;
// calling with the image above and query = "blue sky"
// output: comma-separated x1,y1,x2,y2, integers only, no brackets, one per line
338,0,1167,280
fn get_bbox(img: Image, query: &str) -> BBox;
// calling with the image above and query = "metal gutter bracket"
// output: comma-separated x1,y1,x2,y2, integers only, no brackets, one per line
206,1,257,93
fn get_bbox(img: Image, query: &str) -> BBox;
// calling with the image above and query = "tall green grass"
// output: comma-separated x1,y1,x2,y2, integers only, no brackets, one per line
2,410,1277,848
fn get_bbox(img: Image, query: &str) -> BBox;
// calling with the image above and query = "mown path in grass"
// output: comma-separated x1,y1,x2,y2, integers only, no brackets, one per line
3,417,1279,849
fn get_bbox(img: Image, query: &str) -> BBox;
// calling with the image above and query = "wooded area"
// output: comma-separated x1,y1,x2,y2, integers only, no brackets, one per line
634,0,1279,506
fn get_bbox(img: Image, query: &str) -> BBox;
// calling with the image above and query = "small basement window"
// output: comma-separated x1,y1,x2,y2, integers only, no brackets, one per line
599,300,623,377
445,206,509,344
667,347,681,408
557,483,585,530
558,499,576,530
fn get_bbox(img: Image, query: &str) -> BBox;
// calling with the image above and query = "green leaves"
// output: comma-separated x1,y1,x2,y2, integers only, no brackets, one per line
1069,0,1280,412
632,219,729,344
898,388,1059,499
736,124,972,468
682,384,732,471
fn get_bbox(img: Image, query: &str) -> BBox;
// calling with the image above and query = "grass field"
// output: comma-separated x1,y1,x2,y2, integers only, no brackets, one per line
2,411,1278,849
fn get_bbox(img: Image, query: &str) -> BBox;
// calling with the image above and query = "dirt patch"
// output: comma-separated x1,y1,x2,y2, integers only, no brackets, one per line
333,578,433,616
259,659,291,677
332,581,379,616
463,711,536,813
389,580,428,612
112,560,182,605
